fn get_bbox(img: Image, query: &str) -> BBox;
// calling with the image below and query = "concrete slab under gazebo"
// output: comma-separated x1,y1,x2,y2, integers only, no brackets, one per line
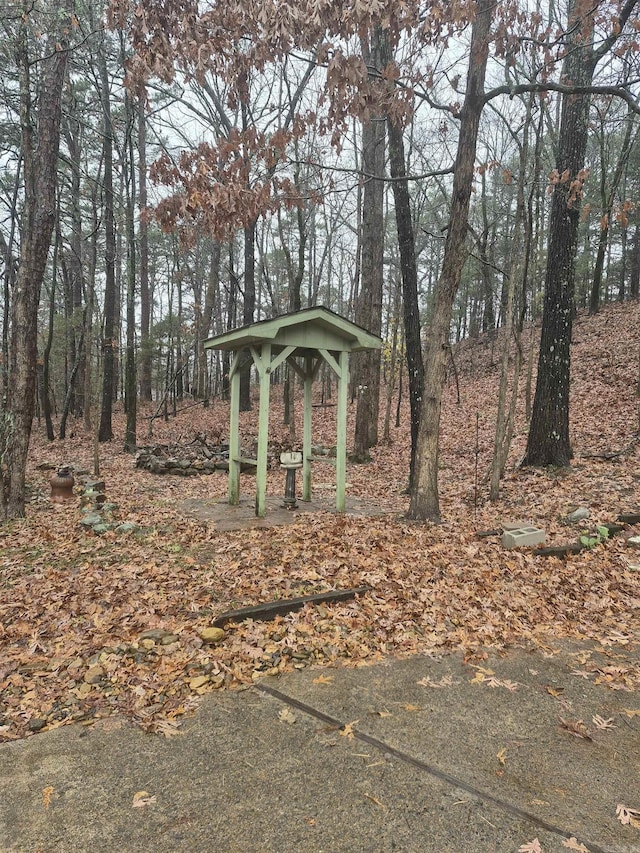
204,307,382,517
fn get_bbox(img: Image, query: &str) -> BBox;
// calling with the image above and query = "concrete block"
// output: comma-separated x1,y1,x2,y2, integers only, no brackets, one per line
502,519,534,531
502,526,546,549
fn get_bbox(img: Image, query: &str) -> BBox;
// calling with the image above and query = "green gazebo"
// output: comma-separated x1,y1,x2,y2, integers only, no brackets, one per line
204,307,382,517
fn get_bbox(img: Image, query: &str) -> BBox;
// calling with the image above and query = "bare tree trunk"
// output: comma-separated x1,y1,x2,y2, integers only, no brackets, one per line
589,113,637,314
384,63,424,490
630,224,640,299
240,221,255,411
524,0,594,467
489,95,535,501
2,3,69,518
352,28,386,462
138,91,152,402
1,159,21,403
42,224,59,442
124,62,137,452
408,0,492,521
383,274,401,443
98,36,117,443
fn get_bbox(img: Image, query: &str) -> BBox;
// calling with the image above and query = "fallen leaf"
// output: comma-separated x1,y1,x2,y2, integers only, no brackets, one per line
519,839,542,852
559,718,593,740
154,719,183,737
546,685,564,697
470,665,495,676
374,710,393,718
278,708,296,725
132,791,157,808
616,803,640,827
42,786,54,811
312,674,334,685
403,703,421,711
622,709,640,717
417,675,456,688
486,677,519,691
497,748,507,766
340,720,359,739
562,837,590,852
591,714,616,730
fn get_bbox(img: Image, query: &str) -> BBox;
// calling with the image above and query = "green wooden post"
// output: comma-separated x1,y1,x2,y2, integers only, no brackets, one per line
303,355,313,501
254,342,272,517
228,351,242,505
336,350,349,512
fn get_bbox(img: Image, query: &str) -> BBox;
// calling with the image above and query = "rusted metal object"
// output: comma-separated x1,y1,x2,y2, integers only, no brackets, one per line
50,466,75,503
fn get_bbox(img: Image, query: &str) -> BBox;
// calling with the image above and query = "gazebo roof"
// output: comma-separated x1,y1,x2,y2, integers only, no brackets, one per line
204,306,382,354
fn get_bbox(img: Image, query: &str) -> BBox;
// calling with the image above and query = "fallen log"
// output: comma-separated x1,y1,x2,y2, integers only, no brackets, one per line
618,512,640,525
534,543,585,558
212,586,371,627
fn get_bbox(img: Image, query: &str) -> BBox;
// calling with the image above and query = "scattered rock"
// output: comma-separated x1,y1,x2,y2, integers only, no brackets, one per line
627,536,640,548
189,675,210,690
115,522,140,533
199,627,226,645
84,665,105,684
28,718,46,732
566,507,590,523
140,629,172,642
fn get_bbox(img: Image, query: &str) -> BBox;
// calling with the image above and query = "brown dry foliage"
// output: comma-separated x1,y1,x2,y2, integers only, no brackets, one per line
1,301,639,740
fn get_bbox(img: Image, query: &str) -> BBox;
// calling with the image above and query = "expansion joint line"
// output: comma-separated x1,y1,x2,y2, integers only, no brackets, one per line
256,683,606,853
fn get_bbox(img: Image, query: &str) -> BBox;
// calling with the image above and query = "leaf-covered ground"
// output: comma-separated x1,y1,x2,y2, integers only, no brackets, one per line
1,302,640,740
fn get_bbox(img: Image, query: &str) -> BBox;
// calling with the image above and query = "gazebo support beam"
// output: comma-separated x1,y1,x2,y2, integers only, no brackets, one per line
252,342,272,517
336,350,349,512
303,355,313,501
228,350,243,506
318,348,349,512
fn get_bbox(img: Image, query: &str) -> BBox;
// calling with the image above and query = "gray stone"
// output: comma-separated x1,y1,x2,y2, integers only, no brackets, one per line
92,523,110,535
80,513,102,527
627,535,640,548
139,629,172,642
566,507,590,522
115,522,140,533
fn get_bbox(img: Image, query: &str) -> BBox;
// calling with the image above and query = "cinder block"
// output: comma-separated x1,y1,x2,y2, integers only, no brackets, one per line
502,519,534,531
502,526,546,549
